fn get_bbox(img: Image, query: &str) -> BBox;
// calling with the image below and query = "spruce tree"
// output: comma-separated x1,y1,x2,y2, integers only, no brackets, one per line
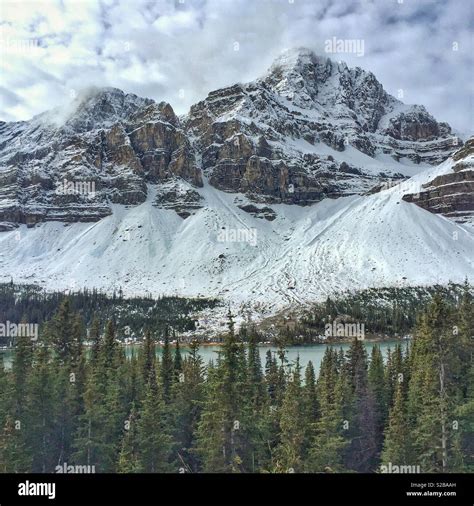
171,340,205,472
0,356,12,433
173,337,183,379
26,344,56,472
454,360,474,471
345,337,379,472
73,320,123,472
368,345,388,459
195,312,252,472
161,326,173,403
11,332,33,419
117,404,141,473
307,362,347,473
381,383,412,468
141,329,156,385
407,294,458,472
274,358,306,472
89,316,101,365
46,299,82,366
303,360,318,422
137,378,173,472
0,415,31,472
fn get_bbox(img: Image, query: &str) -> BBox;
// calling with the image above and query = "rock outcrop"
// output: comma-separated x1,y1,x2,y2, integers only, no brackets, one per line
403,138,474,225
0,49,465,229
0,88,200,226
185,48,459,204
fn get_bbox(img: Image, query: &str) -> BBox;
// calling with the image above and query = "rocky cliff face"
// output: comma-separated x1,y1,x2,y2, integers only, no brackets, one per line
185,48,459,204
0,49,464,229
402,138,474,225
0,87,201,227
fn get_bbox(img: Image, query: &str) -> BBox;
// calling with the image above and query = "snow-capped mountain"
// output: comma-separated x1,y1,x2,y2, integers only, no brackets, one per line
0,149,472,318
0,86,201,229
187,48,458,205
0,48,472,321
0,48,461,229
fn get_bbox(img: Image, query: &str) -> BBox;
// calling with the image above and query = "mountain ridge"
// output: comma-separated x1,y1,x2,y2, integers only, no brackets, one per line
0,48,463,229
0,48,472,324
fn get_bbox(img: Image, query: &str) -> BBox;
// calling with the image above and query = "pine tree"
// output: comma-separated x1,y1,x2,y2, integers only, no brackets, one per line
73,321,124,472
89,316,101,365
161,326,173,403
457,282,473,398
26,344,56,472
247,333,265,410
73,366,110,471
171,340,205,472
454,360,474,471
307,363,347,473
381,383,412,468
265,350,279,405
303,361,318,422
137,379,173,472
195,311,252,472
302,360,318,457
344,337,379,472
0,415,31,472
0,356,12,432
100,320,119,372
369,345,387,417
274,358,306,472
368,345,388,459
46,299,83,366
101,364,127,471
117,404,141,473
11,331,33,419
141,329,156,385
194,364,228,471
173,337,183,379
407,294,458,472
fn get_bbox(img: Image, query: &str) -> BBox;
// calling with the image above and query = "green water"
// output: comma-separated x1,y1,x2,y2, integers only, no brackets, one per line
1,340,407,374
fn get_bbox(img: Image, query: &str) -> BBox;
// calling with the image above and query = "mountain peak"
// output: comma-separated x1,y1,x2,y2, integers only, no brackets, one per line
72,86,152,115
267,47,329,76
260,47,335,109
270,47,320,66
50,86,154,132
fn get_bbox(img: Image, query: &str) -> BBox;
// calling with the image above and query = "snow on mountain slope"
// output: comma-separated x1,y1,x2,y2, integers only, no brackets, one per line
1,166,473,320
0,48,471,324
0,48,462,232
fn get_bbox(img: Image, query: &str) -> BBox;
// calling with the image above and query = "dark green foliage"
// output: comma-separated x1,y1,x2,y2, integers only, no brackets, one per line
0,286,472,474
295,284,468,344
161,326,174,403
274,358,306,472
0,282,218,347
382,383,412,466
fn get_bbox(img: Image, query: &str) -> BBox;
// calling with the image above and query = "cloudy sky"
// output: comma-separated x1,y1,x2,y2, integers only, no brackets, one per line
0,0,472,132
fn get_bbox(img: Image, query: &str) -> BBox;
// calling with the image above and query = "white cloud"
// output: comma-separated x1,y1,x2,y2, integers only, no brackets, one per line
0,0,472,133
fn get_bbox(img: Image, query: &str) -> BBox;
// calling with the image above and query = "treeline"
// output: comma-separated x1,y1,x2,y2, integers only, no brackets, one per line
278,284,469,345
0,282,218,346
0,288,472,473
